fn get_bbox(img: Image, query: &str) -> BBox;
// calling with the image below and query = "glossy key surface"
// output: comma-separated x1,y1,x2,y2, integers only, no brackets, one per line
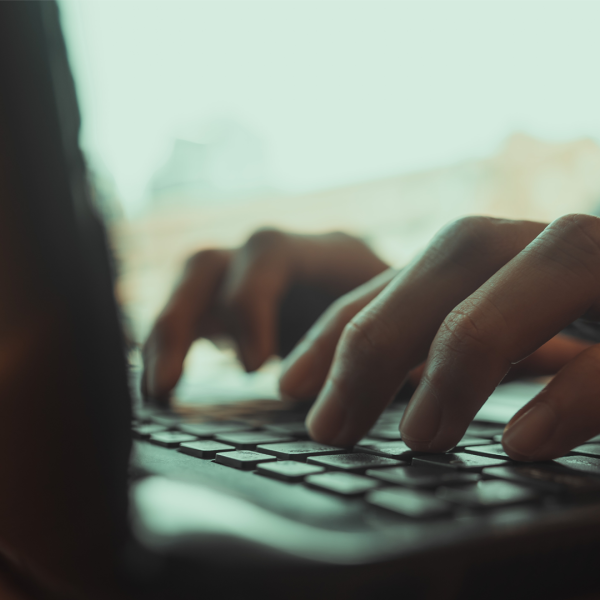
263,422,309,437
367,487,452,518
149,431,198,448
215,450,277,470
132,424,168,439
453,437,494,449
412,453,512,471
257,440,345,461
436,480,537,507
554,455,600,475
177,440,235,459
257,461,325,482
367,466,480,488
214,431,294,449
305,472,380,496
572,443,600,459
354,440,420,460
307,453,405,472
464,443,511,459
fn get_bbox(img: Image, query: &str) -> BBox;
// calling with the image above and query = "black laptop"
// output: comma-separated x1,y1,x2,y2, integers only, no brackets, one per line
1,3,600,599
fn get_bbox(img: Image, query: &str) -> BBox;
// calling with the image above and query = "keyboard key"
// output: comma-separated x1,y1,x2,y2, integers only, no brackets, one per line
307,453,405,472
453,437,494,449
466,424,504,439
367,466,480,488
178,422,253,437
305,472,380,496
214,431,294,449
436,480,537,507
464,443,511,459
132,424,168,439
571,443,600,459
484,465,600,496
554,455,600,476
493,434,503,443
412,453,511,471
177,440,235,459
257,441,345,461
368,426,402,440
263,422,309,437
354,440,419,460
149,431,198,448
215,450,277,470
256,461,325,482
150,414,185,427
367,487,452,518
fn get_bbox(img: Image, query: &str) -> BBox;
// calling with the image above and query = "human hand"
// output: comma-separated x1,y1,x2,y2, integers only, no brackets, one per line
279,215,598,461
142,229,389,403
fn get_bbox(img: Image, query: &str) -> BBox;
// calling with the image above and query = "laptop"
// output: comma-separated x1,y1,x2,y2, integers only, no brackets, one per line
2,3,600,599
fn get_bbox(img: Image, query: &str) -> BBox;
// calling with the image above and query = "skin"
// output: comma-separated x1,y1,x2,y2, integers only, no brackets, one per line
143,217,597,462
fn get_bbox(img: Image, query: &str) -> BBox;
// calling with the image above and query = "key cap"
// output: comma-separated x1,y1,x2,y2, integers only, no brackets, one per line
263,422,309,437
178,422,253,437
453,437,494,449
466,424,504,439
177,440,235,459
214,431,294,449
150,414,185,427
132,424,168,439
366,466,480,488
257,441,345,461
149,431,198,448
215,450,277,470
571,443,600,459
354,440,420,460
307,453,405,472
368,426,402,441
367,487,452,518
257,461,325,482
436,480,537,507
464,443,511,459
305,472,380,496
492,434,503,443
412,453,512,471
554,455,600,476
484,465,600,496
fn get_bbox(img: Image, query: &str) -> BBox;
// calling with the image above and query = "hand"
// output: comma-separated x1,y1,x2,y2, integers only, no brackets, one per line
280,215,598,461
142,229,389,403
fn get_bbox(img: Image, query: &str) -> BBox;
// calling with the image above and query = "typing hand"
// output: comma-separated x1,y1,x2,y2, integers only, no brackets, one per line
142,229,389,403
280,215,597,461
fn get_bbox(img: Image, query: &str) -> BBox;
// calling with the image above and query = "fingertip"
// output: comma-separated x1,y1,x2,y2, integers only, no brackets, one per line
279,341,318,399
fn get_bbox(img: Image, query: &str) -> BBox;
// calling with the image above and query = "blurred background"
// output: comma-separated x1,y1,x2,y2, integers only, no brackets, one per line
58,0,600,400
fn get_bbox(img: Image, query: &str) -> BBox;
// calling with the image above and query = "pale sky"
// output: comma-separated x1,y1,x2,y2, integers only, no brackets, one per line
59,0,600,216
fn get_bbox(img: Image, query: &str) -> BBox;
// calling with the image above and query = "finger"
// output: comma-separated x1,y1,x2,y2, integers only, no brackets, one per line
220,230,292,372
306,217,547,446
401,214,600,452
502,344,600,461
141,249,230,401
279,268,398,399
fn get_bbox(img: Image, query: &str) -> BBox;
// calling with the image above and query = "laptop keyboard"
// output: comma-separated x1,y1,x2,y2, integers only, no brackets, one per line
132,403,600,523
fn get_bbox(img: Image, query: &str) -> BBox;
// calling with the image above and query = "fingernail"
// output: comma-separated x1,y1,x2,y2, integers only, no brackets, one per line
279,341,317,398
502,403,557,460
305,380,347,443
399,385,442,448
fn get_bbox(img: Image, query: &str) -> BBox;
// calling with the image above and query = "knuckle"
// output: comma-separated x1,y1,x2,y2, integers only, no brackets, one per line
437,307,488,356
340,312,394,360
435,216,502,265
184,248,225,272
536,214,600,279
244,228,287,253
